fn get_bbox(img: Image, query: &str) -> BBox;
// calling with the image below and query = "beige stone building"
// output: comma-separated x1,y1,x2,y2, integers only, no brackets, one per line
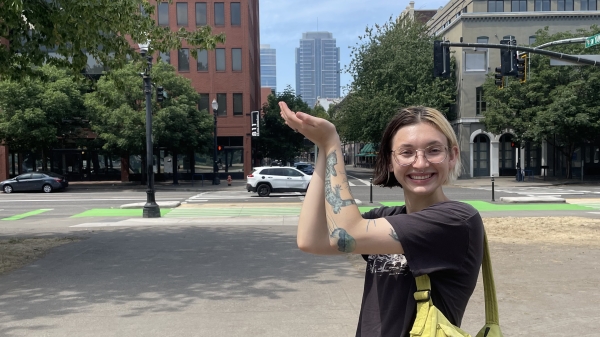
426,0,600,178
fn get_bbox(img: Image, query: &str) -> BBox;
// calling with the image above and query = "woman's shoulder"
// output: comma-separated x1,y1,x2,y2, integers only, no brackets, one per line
361,205,406,219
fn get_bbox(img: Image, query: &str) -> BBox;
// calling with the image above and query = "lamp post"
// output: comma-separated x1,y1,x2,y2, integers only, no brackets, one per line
212,98,220,185
139,41,161,218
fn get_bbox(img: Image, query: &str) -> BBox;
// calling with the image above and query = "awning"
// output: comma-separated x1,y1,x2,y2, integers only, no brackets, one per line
356,143,378,157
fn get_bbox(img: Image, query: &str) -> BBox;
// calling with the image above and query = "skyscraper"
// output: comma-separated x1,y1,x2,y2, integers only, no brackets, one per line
295,32,340,107
260,44,276,93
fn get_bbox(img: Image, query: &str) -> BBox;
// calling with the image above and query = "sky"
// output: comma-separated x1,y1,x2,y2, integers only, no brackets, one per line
259,0,448,97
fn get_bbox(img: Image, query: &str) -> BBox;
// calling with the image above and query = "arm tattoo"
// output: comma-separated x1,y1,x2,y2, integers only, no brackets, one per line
366,219,376,232
389,228,400,242
324,150,356,214
327,214,356,253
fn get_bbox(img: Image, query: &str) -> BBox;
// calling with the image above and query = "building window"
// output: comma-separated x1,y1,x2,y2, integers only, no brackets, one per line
535,0,550,10
476,37,488,51
232,48,242,71
529,36,537,45
198,93,209,112
476,87,486,115
511,0,527,11
488,0,504,12
197,49,208,71
233,93,243,116
158,2,169,26
464,51,487,72
558,0,574,10
178,49,189,71
231,2,241,26
214,2,225,25
581,0,598,10
196,2,207,25
216,93,227,116
159,51,171,64
216,48,225,71
176,3,188,25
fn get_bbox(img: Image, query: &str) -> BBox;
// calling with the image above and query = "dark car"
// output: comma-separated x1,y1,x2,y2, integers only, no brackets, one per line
294,163,314,175
1,172,69,193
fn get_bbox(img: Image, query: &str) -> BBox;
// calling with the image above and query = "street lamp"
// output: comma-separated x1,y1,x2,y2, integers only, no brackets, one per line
212,98,220,185
139,41,161,218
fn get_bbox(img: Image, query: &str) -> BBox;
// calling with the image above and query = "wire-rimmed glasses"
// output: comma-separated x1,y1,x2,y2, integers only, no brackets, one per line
391,145,448,167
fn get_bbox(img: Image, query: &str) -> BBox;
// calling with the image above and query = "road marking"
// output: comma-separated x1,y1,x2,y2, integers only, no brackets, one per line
2,209,53,221
0,198,182,203
347,175,371,186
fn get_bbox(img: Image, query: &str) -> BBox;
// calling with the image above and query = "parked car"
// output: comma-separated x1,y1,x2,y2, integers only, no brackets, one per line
246,166,312,197
294,162,314,175
1,172,69,193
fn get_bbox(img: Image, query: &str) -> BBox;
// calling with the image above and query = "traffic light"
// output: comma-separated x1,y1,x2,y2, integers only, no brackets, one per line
433,40,451,78
217,145,224,152
156,86,165,102
517,53,527,83
511,142,516,148
250,110,260,136
494,67,504,89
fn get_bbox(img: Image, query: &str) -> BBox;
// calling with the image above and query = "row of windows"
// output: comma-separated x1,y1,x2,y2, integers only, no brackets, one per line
158,2,241,27
476,35,537,45
160,48,242,72
488,0,596,11
198,93,243,116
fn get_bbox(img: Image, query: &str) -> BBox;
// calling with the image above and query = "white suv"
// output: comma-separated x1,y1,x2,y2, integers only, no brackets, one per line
246,166,312,197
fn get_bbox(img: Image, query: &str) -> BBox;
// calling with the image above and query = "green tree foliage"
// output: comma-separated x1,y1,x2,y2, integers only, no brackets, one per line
84,61,212,156
0,65,87,156
0,0,225,78
336,18,456,143
258,86,313,164
483,26,600,178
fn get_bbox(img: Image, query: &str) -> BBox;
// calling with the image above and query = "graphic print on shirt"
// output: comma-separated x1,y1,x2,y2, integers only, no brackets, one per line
368,254,409,275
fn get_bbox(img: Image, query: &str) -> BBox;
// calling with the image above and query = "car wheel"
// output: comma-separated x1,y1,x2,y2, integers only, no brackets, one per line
3,185,13,194
257,184,271,197
42,184,53,193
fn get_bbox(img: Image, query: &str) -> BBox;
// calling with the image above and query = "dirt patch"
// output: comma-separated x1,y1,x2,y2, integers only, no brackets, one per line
0,237,82,275
484,216,600,246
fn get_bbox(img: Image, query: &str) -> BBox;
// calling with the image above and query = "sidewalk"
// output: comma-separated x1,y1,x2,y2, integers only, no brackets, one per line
1,218,598,336
67,178,249,192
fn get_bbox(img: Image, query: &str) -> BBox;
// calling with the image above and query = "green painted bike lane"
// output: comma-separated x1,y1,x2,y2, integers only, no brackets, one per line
2,201,592,221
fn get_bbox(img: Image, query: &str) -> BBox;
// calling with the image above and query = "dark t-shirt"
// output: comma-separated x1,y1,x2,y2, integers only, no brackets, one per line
356,201,484,337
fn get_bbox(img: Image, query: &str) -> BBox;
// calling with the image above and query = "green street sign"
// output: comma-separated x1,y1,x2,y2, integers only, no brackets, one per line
585,33,600,48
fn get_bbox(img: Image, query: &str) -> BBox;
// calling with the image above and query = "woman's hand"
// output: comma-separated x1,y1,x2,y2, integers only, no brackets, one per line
279,101,339,148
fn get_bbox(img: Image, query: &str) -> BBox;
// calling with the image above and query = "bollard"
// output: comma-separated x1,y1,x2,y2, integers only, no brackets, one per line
491,175,495,202
369,177,373,204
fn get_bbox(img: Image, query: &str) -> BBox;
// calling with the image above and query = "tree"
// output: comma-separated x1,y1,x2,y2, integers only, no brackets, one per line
335,18,456,143
258,86,313,164
0,64,88,169
0,0,225,79
84,61,212,160
483,26,600,178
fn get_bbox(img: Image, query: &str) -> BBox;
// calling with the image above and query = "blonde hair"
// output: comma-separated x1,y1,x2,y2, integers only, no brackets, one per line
373,106,461,187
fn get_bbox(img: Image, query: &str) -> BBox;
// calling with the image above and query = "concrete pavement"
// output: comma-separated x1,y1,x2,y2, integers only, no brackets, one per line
1,216,599,336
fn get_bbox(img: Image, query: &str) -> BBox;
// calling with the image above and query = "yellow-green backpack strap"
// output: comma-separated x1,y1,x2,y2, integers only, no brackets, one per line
410,274,432,335
476,231,504,337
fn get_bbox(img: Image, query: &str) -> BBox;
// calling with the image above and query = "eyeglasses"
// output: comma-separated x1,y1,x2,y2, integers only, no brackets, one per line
391,145,448,166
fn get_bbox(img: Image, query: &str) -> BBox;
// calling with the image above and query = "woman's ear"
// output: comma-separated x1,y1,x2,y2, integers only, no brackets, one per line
448,145,459,165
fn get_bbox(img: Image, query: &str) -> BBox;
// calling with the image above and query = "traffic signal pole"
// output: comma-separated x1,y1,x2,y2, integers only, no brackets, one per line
440,41,600,67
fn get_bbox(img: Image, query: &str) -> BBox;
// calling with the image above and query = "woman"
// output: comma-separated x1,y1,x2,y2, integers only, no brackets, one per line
279,102,484,337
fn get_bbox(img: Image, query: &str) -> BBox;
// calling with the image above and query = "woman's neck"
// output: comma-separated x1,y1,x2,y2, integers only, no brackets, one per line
403,189,449,214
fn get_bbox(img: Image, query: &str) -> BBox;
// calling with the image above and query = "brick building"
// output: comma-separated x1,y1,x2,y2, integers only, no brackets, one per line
1,1,260,181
